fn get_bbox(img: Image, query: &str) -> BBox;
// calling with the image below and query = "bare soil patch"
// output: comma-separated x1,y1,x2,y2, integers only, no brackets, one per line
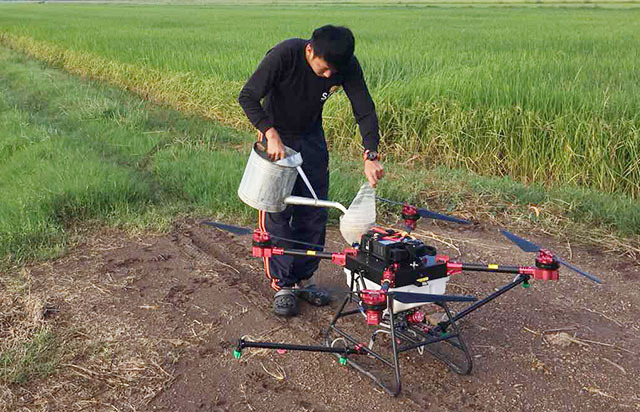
2,219,638,411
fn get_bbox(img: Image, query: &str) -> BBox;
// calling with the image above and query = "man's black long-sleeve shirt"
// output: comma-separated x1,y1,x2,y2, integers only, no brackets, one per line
238,38,379,152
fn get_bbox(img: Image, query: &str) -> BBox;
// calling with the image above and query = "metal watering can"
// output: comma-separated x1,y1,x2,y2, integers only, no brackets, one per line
237,142,375,244
238,142,346,213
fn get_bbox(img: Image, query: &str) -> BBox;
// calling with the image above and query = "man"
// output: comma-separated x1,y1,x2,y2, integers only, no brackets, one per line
238,25,384,317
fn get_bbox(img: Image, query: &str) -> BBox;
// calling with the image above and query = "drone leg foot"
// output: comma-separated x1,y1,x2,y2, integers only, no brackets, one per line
233,338,246,359
416,303,473,375
324,293,402,396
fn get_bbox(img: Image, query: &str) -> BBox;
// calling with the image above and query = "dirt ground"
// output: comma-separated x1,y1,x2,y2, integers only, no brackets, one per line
2,217,639,411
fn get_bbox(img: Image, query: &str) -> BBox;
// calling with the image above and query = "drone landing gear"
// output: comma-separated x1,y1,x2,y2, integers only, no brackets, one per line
325,291,472,396
233,275,531,396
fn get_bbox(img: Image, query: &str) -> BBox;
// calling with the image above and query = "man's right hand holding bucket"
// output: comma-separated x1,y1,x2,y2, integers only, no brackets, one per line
265,127,286,161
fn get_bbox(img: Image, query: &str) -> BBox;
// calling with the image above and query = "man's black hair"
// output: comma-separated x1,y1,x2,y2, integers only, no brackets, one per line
310,25,355,71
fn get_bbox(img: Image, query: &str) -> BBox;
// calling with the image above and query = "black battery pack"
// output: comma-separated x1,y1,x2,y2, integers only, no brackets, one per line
346,231,447,287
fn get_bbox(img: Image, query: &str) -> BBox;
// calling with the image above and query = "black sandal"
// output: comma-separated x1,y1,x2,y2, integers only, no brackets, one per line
273,291,300,317
298,285,331,307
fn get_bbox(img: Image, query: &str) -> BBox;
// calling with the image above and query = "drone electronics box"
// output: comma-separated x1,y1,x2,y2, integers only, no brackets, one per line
345,231,448,287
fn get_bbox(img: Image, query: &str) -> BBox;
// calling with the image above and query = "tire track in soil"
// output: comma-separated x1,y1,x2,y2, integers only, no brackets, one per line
161,224,507,411
156,223,426,412
150,221,640,412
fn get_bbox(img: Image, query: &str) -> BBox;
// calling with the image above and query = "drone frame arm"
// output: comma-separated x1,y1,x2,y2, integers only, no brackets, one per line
435,274,531,333
438,255,558,281
452,262,557,281
251,242,358,266
235,338,364,356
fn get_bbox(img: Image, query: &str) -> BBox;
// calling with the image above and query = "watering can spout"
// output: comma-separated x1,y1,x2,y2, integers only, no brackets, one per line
284,196,348,214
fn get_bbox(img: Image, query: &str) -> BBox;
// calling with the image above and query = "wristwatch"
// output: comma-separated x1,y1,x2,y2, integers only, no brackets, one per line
363,150,380,162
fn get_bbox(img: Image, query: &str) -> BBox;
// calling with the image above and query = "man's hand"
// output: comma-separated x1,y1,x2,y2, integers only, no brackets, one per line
364,159,384,188
265,128,286,161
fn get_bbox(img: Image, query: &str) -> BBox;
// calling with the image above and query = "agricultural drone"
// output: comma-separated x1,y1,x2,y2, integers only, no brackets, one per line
204,199,602,396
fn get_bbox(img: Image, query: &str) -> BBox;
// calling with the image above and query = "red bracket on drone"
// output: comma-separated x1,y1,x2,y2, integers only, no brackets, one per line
526,249,560,280
446,262,463,276
406,310,425,324
381,264,398,291
331,253,346,266
401,204,420,231
518,250,559,281
251,245,285,258
353,343,366,354
344,247,358,256
251,230,284,258
360,289,387,325
357,265,399,326
371,226,401,238
437,255,463,276
251,230,271,257
331,248,358,266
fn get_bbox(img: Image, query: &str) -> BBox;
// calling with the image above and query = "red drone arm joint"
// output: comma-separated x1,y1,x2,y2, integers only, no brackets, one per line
401,204,419,231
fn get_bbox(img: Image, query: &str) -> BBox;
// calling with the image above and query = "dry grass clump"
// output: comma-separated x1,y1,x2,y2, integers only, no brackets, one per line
0,270,57,383
0,270,61,409
0,261,173,410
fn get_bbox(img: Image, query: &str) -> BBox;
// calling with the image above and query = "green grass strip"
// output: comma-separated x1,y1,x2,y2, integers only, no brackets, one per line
0,45,638,269
0,46,248,263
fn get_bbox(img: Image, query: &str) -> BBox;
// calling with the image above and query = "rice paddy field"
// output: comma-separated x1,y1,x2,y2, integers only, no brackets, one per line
1,1,640,264
1,3,639,197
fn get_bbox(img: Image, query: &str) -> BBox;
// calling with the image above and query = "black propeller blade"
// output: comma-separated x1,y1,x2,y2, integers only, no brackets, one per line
377,197,471,225
556,257,603,284
202,221,253,236
376,197,405,207
201,220,326,251
416,209,472,225
500,229,602,284
389,291,477,304
500,229,539,253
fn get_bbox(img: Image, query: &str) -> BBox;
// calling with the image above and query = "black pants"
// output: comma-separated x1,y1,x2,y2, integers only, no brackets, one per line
257,129,329,290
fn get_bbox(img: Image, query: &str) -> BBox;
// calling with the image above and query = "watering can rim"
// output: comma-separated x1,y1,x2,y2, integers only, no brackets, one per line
253,141,303,168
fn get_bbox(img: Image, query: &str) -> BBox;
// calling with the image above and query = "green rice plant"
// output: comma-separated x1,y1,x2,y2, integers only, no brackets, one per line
0,46,202,261
1,4,639,197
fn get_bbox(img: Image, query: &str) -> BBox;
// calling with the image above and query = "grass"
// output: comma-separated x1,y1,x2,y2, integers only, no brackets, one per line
0,256,170,408
1,44,638,271
0,46,249,263
0,269,60,387
0,4,639,197
0,328,59,385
